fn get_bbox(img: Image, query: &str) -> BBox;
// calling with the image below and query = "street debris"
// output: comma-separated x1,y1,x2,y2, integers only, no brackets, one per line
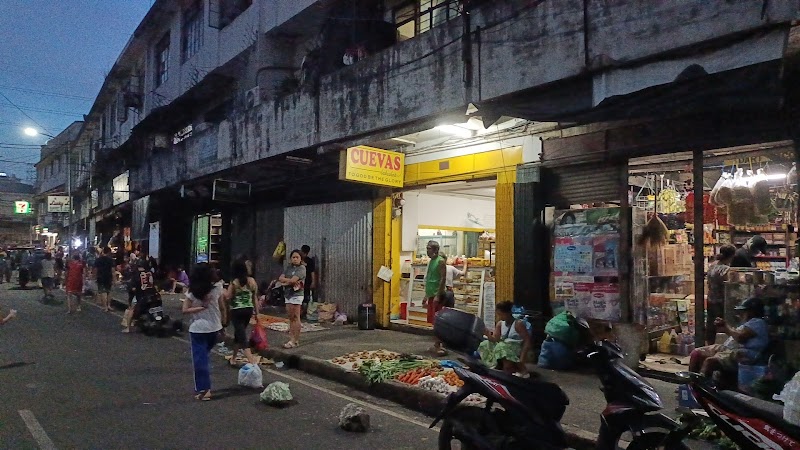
338,403,370,432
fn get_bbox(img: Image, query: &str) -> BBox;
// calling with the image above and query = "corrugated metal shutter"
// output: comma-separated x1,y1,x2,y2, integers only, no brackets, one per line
544,163,622,207
284,200,373,317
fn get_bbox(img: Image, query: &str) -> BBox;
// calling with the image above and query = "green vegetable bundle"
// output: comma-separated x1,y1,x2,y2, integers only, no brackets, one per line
358,358,436,384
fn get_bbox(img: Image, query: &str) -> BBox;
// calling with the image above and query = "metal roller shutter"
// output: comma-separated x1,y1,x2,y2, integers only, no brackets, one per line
284,200,373,318
544,163,622,207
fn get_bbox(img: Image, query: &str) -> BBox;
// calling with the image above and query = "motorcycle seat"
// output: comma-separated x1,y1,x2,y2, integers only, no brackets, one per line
487,368,569,420
719,390,800,439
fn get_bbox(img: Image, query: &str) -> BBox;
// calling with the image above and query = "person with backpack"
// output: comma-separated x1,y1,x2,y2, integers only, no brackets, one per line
225,260,259,367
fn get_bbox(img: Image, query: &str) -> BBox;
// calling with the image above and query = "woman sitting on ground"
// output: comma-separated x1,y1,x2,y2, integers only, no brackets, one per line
478,301,532,376
688,297,769,377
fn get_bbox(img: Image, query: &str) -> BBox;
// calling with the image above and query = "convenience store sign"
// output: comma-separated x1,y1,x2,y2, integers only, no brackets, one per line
339,146,404,188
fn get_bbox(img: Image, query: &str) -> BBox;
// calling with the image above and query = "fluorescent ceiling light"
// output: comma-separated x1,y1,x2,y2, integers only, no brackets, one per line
763,173,786,181
391,137,416,145
436,125,474,139
286,156,313,164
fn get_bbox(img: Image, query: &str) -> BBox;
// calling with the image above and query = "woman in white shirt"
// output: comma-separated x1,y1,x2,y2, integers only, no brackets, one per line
182,264,226,401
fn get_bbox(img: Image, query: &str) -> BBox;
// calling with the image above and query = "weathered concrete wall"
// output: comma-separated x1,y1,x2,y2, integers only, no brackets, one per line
134,0,799,194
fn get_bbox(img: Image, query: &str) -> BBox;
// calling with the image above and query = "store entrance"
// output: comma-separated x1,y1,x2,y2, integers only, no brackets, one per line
395,179,498,329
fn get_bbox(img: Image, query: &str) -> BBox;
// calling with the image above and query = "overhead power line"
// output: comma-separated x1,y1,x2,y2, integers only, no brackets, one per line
0,92,52,133
0,104,84,117
0,85,93,101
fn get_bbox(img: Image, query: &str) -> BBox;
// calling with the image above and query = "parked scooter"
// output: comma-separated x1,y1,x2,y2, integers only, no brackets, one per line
665,372,800,450
431,308,685,450
134,292,182,337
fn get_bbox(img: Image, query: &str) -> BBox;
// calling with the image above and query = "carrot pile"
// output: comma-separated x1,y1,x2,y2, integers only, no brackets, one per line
396,367,440,385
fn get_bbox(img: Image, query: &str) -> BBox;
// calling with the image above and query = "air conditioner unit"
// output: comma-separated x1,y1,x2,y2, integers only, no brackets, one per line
245,87,261,109
152,134,170,151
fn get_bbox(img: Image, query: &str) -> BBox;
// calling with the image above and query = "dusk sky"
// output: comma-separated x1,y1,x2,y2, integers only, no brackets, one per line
0,1,153,182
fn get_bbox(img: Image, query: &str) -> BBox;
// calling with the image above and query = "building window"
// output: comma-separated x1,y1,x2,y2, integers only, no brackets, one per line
393,0,460,41
155,33,170,87
182,1,204,62
209,0,252,29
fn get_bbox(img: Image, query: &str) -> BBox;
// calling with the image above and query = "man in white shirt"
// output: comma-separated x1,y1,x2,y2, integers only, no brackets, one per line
443,264,465,308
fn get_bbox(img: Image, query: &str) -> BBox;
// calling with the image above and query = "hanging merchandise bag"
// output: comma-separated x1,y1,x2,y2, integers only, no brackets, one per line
709,172,731,207
238,363,264,389
272,240,286,263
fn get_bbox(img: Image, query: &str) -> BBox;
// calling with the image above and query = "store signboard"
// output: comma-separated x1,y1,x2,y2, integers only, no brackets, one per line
14,201,31,214
149,222,160,260
212,179,250,203
339,146,404,188
47,195,70,213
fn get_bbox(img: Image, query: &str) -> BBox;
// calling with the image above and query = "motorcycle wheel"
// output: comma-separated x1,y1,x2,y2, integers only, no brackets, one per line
438,406,485,450
626,432,689,450
606,413,689,450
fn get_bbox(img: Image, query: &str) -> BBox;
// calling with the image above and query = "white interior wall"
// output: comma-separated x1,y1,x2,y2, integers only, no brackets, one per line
401,191,496,251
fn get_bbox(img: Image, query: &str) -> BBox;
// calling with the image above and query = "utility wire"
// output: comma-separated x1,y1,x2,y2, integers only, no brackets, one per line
0,104,84,117
0,92,52,134
0,85,93,101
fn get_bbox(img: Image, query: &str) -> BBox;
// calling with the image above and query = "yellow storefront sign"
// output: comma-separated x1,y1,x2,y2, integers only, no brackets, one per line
339,146,404,188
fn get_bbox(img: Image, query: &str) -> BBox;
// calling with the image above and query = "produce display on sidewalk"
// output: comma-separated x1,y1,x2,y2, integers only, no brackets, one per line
329,350,479,401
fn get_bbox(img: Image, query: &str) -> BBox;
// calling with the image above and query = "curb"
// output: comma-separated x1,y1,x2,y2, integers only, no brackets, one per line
261,347,598,450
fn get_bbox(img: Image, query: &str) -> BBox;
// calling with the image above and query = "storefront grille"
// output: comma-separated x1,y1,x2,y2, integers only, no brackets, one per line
544,163,623,207
284,200,373,317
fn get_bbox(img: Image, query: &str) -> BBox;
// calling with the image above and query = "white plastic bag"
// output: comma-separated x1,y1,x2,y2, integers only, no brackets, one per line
238,363,263,389
780,371,800,426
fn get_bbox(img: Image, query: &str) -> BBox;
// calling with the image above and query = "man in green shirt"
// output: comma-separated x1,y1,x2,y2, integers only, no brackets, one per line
423,240,447,355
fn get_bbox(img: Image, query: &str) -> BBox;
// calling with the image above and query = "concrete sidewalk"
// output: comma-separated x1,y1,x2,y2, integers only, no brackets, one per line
108,290,680,449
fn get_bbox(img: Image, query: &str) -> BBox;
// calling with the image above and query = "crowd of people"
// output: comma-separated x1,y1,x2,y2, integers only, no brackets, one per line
0,241,319,401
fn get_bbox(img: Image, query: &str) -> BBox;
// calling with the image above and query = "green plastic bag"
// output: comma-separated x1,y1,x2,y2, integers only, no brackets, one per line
260,382,293,405
544,312,579,347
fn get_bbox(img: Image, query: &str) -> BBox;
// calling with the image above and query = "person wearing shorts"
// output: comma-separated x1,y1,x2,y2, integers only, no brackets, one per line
225,260,258,367
278,250,306,349
95,247,115,312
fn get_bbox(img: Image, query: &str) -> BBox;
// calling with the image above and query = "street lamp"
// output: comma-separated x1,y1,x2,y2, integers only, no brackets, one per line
23,127,55,139
22,127,71,253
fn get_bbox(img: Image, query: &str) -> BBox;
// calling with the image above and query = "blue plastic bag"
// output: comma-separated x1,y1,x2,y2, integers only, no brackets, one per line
537,337,574,370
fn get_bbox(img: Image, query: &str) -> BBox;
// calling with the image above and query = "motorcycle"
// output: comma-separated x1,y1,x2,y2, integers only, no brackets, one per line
431,308,685,450
665,371,800,450
134,292,183,337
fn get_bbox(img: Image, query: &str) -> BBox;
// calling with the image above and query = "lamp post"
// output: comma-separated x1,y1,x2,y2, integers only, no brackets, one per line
23,128,72,254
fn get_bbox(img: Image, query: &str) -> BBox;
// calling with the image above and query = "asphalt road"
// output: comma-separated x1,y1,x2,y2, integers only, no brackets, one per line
0,285,439,449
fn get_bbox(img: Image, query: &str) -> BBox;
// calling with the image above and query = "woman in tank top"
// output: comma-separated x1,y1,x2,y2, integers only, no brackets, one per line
225,260,259,367
478,301,532,376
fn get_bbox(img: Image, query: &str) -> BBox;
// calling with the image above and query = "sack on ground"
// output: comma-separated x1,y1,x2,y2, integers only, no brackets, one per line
238,363,263,389
260,381,293,405
306,301,319,322
780,370,800,426
537,337,574,370
318,303,337,322
544,312,580,347
249,325,268,352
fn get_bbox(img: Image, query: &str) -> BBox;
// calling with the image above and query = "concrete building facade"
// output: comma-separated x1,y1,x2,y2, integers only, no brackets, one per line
67,0,800,321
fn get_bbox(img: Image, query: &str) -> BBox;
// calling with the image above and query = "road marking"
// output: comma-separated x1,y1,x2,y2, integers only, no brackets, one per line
18,410,56,450
92,302,437,432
